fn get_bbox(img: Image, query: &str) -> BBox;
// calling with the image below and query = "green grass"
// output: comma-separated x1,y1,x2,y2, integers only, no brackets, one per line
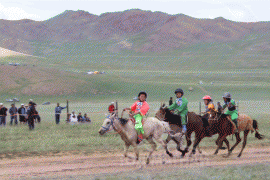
0,101,269,158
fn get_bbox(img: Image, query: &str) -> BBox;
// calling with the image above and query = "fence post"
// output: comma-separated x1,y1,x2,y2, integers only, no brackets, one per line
115,100,118,117
199,102,201,116
66,100,69,122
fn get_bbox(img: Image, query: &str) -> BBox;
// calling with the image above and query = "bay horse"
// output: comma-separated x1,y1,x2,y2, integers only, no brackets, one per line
210,110,265,157
155,104,231,157
98,114,171,164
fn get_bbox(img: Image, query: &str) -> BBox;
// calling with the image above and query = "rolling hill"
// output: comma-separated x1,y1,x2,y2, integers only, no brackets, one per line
0,9,270,54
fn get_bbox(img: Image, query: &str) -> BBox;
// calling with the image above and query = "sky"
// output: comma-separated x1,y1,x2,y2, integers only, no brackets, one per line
0,0,269,22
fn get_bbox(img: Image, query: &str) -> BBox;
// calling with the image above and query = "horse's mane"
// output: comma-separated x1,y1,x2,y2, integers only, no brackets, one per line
119,118,128,125
163,108,182,127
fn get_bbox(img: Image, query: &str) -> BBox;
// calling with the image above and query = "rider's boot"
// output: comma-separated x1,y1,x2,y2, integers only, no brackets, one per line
137,134,143,144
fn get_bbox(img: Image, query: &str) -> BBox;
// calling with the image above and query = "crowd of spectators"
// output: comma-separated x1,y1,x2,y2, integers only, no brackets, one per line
0,100,94,128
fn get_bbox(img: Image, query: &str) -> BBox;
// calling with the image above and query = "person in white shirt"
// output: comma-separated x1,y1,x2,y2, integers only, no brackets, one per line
69,111,77,124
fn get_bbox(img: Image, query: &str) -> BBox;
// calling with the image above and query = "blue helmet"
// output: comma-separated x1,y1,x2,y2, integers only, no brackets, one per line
222,92,231,99
175,88,184,95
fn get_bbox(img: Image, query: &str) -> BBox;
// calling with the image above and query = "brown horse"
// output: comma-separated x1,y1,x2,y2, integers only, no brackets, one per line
155,105,230,157
210,110,265,157
98,114,171,164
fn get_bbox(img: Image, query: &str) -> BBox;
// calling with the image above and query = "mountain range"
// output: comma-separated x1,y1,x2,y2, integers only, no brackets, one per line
0,9,270,54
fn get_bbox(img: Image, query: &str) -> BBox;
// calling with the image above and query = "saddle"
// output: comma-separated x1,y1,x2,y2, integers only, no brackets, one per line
129,117,145,125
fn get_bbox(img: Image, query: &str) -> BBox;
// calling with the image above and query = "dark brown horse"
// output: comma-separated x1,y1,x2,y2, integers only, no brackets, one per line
210,110,265,157
155,105,231,157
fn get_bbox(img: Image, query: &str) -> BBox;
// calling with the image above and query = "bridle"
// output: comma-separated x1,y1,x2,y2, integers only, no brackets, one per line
101,117,114,132
155,108,166,121
101,115,122,134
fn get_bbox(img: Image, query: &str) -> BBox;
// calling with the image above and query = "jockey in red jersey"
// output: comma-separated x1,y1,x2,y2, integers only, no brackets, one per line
124,91,149,144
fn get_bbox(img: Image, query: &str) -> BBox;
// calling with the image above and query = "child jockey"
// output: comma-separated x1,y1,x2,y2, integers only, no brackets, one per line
202,95,215,136
222,92,238,133
168,88,188,133
124,91,149,144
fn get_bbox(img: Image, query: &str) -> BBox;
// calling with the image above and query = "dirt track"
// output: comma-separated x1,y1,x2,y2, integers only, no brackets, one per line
1,145,269,179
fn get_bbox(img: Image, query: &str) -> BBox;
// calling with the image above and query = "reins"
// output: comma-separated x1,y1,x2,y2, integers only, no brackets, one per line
101,116,123,134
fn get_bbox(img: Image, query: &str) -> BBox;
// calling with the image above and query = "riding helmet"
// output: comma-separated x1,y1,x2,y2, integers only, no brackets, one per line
202,95,212,100
175,88,184,95
222,92,231,98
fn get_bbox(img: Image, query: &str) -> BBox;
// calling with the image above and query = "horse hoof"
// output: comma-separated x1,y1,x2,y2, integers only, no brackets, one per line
180,155,184,159
192,150,196,154
162,161,166,164
220,147,226,150
146,159,150,164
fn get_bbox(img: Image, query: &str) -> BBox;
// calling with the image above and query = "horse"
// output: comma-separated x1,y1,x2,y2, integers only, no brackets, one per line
210,110,265,157
155,104,231,157
98,114,171,164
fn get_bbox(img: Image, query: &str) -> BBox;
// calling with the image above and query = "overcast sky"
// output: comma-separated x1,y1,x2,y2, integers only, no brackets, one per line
0,0,269,22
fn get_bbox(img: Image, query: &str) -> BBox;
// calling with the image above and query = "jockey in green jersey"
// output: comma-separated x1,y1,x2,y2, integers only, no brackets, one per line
222,92,238,132
168,88,188,133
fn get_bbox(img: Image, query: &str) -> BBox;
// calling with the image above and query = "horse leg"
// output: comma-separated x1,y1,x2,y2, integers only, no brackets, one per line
214,134,226,155
146,137,157,165
155,137,168,164
164,135,173,157
222,138,232,157
175,132,185,158
229,132,241,153
237,130,249,157
124,143,130,158
131,142,140,161
191,135,202,156
182,131,192,157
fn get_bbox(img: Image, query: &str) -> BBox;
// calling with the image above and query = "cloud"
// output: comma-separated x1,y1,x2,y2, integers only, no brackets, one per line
0,3,40,20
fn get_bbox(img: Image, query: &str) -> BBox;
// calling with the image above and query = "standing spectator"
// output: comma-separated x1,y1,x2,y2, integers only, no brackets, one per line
29,100,40,123
0,103,8,126
108,102,115,114
55,103,66,124
169,97,173,106
77,112,83,122
35,110,41,123
18,104,26,124
26,101,36,130
9,104,18,125
25,105,29,123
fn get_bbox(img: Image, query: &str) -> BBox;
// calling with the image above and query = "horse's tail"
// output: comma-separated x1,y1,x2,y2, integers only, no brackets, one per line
253,120,265,140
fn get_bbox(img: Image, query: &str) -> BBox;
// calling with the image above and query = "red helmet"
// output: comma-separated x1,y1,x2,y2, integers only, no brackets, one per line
202,95,212,100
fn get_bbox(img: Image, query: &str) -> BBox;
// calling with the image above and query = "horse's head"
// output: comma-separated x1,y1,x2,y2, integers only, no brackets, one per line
155,103,166,120
98,114,116,135
209,109,217,119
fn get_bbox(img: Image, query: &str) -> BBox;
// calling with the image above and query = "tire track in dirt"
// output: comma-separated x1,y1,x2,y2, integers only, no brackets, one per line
1,146,269,179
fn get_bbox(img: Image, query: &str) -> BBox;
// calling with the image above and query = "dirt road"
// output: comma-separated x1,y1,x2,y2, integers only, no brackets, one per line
1,146,269,179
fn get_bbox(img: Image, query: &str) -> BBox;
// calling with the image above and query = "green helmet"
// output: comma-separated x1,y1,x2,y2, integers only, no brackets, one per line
222,92,231,98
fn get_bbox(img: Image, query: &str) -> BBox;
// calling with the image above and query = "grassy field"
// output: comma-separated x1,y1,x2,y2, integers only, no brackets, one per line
0,35,269,157
0,101,269,158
